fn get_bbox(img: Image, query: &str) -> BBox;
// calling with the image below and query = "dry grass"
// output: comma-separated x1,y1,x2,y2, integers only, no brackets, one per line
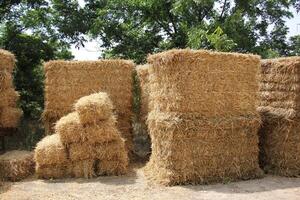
144,49,262,185
0,107,23,128
43,60,134,154
258,57,300,176
0,150,34,181
74,92,114,124
0,49,15,72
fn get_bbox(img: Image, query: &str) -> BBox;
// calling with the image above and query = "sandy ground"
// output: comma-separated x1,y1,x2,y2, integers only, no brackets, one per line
1,164,300,200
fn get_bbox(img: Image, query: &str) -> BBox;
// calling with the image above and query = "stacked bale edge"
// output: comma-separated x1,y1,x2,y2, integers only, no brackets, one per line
35,92,129,179
144,49,262,185
42,60,134,156
0,49,22,129
258,57,300,176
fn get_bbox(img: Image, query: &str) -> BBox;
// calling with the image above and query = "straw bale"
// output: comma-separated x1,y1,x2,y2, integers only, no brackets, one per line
71,159,96,178
69,138,128,161
0,89,20,107
144,111,262,185
136,64,150,124
36,164,72,179
55,112,86,144
259,112,300,176
258,57,300,118
43,60,134,153
83,116,121,144
96,160,128,176
34,134,68,167
0,107,23,128
0,70,13,90
147,49,260,117
0,49,15,72
0,150,34,181
74,92,114,124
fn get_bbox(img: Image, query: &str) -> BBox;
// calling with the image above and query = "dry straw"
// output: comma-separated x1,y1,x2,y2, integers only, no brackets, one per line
0,49,15,72
0,89,20,107
74,92,114,124
0,70,13,91
34,134,68,167
147,49,260,117
258,57,300,176
0,150,34,181
0,107,23,128
43,60,134,154
144,49,262,185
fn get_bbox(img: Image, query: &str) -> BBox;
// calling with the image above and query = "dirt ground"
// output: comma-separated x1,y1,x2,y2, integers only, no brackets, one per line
1,164,300,200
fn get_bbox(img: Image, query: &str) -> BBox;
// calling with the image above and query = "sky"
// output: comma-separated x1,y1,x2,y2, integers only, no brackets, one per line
71,6,300,61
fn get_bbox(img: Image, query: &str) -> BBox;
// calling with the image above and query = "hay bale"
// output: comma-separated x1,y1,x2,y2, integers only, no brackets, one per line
258,57,300,176
55,112,86,144
71,160,96,178
96,160,128,176
147,49,260,117
145,49,262,185
36,164,72,179
0,89,20,107
259,112,300,176
145,111,262,185
0,70,13,91
0,49,15,72
0,150,34,181
0,107,23,128
43,60,134,154
69,138,128,162
74,92,114,124
34,134,68,167
258,57,300,119
136,64,150,124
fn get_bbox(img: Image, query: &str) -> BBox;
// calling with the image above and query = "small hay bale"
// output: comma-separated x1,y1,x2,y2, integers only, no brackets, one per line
0,107,23,128
43,60,134,155
144,111,263,186
258,57,300,176
69,138,128,162
0,89,20,107
55,112,86,144
34,134,68,167
74,92,114,124
83,116,121,144
36,164,72,179
0,150,34,181
147,49,260,117
71,159,96,178
0,49,15,72
96,160,128,176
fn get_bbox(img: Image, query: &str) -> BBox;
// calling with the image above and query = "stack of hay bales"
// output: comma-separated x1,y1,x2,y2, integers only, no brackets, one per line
35,92,128,179
0,49,22,129
42,60,134,156
258,57,300,176
144,49,262,185
0,150,34,181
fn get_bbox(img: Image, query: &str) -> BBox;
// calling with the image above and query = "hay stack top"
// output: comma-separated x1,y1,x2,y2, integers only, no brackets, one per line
147,49,260,117
44,60,134,71
75,92,114,124
0,49,15,72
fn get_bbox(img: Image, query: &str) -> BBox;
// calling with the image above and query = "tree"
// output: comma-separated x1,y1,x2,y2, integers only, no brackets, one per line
48,0,296,63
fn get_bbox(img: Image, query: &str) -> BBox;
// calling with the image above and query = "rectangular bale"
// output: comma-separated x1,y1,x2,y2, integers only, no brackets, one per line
258,57,300,118
144,111,262,185
0,107,23,128
0,49,15,72
0,151,34,181
43,60,134,154
259,112,300,176
147,49,260,117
